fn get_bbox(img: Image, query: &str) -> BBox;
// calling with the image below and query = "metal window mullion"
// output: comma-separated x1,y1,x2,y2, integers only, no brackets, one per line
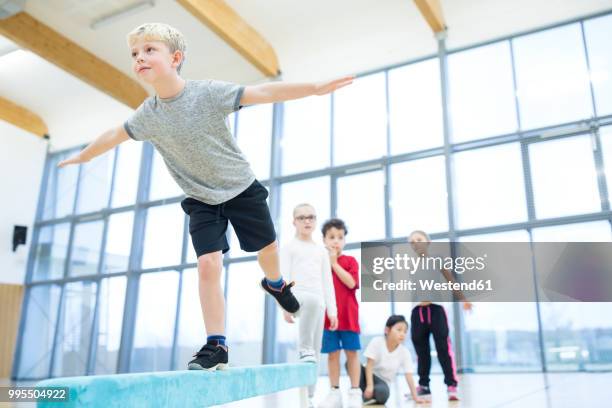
117,142,152,373
579,22,611,213
12,145,52,380
383,70,396,311
437,32,465,372
263,100,283,364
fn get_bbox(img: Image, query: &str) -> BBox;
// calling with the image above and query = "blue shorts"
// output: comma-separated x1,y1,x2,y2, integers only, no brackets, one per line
321,330,361,353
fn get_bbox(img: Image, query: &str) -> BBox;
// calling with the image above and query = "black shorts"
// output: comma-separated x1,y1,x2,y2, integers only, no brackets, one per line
180,180,276,257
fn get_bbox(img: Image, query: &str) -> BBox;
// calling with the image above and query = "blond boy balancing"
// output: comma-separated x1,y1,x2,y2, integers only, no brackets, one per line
58,23,353,370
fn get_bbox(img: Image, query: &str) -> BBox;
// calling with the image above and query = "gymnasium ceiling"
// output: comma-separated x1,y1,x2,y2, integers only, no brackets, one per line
1,0,611,150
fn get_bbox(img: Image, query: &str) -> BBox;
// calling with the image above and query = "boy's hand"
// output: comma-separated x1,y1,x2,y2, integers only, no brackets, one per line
314,75,354,96
283,310,295,323
328,315,338,331
58,153,89,168
327,246,339,265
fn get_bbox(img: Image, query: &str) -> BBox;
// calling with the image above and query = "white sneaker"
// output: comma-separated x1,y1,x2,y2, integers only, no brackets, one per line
318,387,343,408
347,388,362,408
299,349,317,363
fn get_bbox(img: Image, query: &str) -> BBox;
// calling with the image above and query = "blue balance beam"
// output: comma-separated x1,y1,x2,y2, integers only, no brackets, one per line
36,363,316,407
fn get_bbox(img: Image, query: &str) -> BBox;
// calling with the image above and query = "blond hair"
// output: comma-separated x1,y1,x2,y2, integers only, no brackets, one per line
127,23,187,73
409,230,431,242
293,203,315,218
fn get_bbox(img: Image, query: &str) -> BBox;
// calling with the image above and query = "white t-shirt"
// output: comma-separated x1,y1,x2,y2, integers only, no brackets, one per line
363,336,414,384
280,237,337,317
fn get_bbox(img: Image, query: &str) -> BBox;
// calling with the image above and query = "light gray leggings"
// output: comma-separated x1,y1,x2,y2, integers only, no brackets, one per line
294,291,325,397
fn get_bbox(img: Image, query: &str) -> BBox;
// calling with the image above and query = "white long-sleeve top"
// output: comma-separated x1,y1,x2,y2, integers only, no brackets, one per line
280,237,337,317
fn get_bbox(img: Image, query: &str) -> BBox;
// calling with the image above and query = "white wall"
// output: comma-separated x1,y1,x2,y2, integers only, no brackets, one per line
0,121,48,284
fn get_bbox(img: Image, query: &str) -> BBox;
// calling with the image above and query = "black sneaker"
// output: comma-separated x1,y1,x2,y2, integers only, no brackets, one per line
187,341,228,371
416,385,432,401
260,279,300,313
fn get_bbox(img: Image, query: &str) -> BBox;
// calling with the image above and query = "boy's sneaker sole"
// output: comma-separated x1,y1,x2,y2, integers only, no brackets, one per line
188,362,229,371
260,279,300,313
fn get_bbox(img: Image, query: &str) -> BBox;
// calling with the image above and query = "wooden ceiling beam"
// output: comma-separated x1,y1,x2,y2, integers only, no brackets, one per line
0,96,48,138
0,12,148,109
177,0,280,77
414,0,447,33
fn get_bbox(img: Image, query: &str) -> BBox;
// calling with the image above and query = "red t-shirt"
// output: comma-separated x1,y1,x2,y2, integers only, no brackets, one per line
324,254,360,333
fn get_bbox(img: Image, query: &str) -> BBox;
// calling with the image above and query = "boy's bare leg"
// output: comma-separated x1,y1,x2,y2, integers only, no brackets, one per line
328,351,341,387
345,350,361,388
257,241,281,281
198,251,225,335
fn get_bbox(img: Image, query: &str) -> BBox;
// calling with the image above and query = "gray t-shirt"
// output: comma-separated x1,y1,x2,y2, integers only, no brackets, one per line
124,79,255,205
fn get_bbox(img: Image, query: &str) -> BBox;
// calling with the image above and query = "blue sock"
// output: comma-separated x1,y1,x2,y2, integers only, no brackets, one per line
207,335,226,346
265,276,285,289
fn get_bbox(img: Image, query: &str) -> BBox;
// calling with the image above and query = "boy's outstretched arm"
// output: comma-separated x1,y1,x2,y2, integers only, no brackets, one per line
58,126,130,167
240,75,354,105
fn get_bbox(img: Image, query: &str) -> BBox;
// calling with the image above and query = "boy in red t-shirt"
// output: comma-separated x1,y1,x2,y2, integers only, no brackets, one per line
319,218,362,408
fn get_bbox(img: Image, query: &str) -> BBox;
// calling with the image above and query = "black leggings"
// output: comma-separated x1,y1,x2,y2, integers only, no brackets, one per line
410,303,458,387
359,365,390,404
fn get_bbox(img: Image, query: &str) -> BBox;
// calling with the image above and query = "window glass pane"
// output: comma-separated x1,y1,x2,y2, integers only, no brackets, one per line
131,271,179,372
17,285,61,378
236,104,272,180
76,151,114,214
334,73,387,165
391,156,448,237
42,150,79,220
149,150,183,201
142,204,184,269
111,141,142,208
94,276,127,374
529,135,600,219
541,303,612,371
454,143,527,229
52,281,97,377
175,268,226,368
337,171,385,243
448,42,518,142
68,220,104,277
388,58,443,153
599,126,612,199
279,177,330,245
532,222,612,371
584,14,612,116
282,95,331,175
531,221,611,242
103,212,134,273
513,24,592,130
226,262,264,366
32,223,70,281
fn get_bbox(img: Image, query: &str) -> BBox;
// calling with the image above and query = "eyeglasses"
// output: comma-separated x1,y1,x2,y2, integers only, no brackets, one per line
295,215,316,222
